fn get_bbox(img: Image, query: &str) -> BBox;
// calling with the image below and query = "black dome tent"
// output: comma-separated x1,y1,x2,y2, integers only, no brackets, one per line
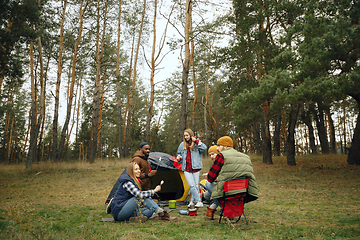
105,152,190,204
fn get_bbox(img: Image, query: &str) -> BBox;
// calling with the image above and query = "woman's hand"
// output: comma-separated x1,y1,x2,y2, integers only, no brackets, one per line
202,173,208,179
154,185,161,193
191,136,196,142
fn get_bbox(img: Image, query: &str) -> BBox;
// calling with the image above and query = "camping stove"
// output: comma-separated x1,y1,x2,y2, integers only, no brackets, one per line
187,203,198,216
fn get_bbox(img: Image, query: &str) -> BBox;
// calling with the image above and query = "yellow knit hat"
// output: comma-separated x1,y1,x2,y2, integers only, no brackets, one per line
208,145,219,154
217,136,233,147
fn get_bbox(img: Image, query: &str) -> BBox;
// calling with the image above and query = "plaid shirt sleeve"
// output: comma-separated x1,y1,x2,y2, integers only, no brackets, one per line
123,181,154,199
207,153,225,183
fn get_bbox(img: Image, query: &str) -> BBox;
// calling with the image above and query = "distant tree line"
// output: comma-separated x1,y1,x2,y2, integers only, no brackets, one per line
0,0,359,167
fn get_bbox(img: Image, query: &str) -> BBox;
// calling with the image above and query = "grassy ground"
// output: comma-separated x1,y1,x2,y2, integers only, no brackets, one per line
0,154,359,240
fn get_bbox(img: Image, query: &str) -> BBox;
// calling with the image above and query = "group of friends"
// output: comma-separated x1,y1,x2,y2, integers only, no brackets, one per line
109,128,258,222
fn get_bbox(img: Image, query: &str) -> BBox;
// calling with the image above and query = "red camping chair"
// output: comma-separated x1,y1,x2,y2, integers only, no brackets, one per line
219,178,249,225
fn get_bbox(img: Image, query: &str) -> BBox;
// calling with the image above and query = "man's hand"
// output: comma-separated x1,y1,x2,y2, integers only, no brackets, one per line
148,170,157,177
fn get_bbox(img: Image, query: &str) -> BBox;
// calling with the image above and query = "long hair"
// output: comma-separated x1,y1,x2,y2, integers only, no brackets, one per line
183,128,195,151
126,162,142,190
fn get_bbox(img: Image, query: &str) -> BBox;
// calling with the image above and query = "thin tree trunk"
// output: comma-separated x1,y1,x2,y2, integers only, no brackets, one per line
26,37,38,168
180,0,191,141
36,27,45,163
324,105,336,153
67,74,81,148
312,103,330,154
190,5,197,131
40,49,51,161
116,0,123,159
146,0,158,142
252,122,262,155
260,111,273,164
52,0,68,161
123,33,135,157
89,0,108,162
257,6,272,164
287,103,300,166
3,81,14,163
273,114,281,156
205,49,217,140
75,74,82,160
59,0,89,160
301,106,317,154
125,0,147,156
97,67,107,158
202,96,208,146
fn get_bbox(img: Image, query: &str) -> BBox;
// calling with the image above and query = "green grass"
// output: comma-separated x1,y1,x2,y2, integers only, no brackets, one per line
1,155,359,240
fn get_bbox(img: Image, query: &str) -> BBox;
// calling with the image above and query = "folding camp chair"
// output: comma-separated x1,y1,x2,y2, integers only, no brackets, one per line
219,178,249,226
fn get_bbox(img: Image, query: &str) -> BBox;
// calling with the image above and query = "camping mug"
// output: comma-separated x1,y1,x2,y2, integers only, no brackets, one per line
169,200,176,209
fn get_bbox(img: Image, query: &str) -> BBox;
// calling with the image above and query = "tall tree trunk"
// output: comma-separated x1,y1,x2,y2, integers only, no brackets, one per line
343,102,347,153
89,0,108,162
260,111,273,164
202,97,208,146
97,67,107,158
204,47,217,141
312,103,330,154
146,0,158,142
75,75,82,160
190,5,197,131
252,122,262,155
26,37,38,168
39,49,51,162
59,0,89,160
116,0,123,159
3,81,14,163
324,104,336,153
257,4,272,164
347,94,360,165
123,33,135,157
273,114,281,156
125,0,147,156
287,104,300,166
301,106,317,154
52,0,67,161
179,0,191,141
36,31,45,163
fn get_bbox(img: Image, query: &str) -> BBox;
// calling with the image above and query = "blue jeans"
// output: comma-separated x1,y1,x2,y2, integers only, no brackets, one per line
204,181,215,200
204,181,220,207
184,171,201,203
116,197,159,221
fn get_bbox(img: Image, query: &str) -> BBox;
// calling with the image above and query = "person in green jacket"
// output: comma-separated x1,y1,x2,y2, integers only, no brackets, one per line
205,136,258,219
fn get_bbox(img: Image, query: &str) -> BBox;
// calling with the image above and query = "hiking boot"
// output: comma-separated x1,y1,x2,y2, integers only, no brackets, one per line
129,214,148,223
159,210,177,221
205,206,216,220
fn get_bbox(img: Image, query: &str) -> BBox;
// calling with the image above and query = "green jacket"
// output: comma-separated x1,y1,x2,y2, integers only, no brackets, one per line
211,147,258,203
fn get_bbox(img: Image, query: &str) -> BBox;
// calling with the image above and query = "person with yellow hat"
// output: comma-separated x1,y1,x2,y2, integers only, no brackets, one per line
204,136,258,220
203,145,220,219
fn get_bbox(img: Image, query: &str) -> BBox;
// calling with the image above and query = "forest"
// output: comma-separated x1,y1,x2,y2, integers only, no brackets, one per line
1,0,360,168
